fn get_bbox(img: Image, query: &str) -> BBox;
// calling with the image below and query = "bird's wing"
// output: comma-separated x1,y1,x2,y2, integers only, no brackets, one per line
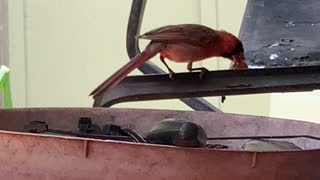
138,24,219,47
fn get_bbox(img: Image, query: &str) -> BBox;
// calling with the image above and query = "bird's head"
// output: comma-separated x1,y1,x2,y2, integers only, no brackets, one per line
218,30,248,70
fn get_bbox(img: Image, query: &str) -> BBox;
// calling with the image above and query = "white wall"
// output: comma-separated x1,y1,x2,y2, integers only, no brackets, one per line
270,91,320,123
0,0,9,106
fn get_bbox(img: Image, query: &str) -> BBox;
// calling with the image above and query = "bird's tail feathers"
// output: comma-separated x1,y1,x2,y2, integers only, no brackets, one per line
90,43,164,97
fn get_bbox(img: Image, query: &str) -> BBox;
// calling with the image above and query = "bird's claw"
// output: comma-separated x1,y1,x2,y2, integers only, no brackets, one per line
199,68,209,80
169,71,175,80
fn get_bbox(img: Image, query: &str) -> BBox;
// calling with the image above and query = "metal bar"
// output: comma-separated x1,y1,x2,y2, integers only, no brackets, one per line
93,65,320,107
124,0,221,112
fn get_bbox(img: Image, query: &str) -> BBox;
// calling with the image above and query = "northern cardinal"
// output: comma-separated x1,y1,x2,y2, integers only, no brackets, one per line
90,24,247,97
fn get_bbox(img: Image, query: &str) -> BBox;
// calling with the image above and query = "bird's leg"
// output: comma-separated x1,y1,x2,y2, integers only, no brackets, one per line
160,55,175,79
187,62,209,80
221,96,226,103
187,62,226,102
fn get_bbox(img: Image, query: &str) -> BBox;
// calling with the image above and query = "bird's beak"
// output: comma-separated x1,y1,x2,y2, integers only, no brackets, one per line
230,52,248,70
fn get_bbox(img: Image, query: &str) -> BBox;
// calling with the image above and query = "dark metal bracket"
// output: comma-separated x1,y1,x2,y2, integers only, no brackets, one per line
93,65,320,107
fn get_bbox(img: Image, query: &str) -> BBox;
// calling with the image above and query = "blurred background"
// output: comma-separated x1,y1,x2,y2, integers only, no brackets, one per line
1,0,319,122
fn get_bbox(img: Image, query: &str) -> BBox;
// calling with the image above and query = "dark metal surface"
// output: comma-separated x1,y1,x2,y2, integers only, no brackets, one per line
125,0,221,112
240,0,320,67
93,65,320,107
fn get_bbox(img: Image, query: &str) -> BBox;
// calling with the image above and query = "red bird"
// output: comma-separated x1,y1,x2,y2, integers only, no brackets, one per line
90,24,248,97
